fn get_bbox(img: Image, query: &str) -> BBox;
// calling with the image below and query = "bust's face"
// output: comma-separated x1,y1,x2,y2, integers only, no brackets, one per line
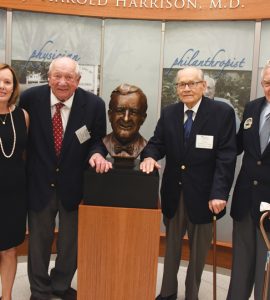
109,93,146,144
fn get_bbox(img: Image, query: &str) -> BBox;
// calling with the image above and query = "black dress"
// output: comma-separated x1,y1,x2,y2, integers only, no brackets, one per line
0,106,27,251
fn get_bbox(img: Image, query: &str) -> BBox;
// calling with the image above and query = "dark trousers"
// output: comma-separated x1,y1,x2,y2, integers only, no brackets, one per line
227,213,270,300
160,193,212,300
28,192,78,299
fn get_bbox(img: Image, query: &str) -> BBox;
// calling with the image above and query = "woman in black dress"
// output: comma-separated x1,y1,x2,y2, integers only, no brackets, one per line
0,63,29,300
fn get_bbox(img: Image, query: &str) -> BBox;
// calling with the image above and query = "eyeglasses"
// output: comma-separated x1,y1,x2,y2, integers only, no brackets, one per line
175,81,203,89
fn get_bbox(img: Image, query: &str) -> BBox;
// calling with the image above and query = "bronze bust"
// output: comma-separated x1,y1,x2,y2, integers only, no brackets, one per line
103,83,148,163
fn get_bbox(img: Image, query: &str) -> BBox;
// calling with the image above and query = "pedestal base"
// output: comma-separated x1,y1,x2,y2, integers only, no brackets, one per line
77,205,161,300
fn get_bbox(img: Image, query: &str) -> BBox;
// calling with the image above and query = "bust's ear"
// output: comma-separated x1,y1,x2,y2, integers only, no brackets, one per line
140,113,147,125
108,109,112,122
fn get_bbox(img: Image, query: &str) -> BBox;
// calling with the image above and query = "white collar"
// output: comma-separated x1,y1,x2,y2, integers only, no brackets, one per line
50,91,74,109
184,98,202,114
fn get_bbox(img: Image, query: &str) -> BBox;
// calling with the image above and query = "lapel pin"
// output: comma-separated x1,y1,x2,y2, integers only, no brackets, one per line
244,117,253,129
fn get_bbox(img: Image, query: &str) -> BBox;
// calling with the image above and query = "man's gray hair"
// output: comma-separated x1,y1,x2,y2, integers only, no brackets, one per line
177,67,204,81
261,59,270,80
48,57,80,77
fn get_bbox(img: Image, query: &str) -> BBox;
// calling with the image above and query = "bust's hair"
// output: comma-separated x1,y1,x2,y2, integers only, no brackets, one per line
109,83,148,113
0,63,20,106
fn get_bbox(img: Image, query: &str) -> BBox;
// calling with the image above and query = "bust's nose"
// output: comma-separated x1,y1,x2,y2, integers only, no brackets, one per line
123,109,130,121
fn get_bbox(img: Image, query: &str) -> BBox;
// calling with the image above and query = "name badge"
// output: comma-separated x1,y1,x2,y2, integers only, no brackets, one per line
75,125,91,144
195,135,214,149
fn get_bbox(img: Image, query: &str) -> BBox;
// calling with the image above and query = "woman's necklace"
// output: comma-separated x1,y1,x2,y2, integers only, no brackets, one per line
0,107,16,158
0,113,8,125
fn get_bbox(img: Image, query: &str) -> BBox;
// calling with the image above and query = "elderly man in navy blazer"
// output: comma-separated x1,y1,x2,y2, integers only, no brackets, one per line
140,67,236,300
20,57,112,300
227,61,270,300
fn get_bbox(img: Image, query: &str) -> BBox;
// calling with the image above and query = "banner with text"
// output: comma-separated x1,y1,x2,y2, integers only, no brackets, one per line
162,21,255,119
11,11,102,94
0,10,6,62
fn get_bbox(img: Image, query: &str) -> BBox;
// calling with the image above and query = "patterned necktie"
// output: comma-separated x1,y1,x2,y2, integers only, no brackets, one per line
260,113,270,153
184,110,193,144
52,102,64,157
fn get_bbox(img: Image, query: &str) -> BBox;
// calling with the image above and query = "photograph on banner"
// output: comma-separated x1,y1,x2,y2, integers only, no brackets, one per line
10,11,102,95
257,20,270,98
0,10,6,62
162,21,255,120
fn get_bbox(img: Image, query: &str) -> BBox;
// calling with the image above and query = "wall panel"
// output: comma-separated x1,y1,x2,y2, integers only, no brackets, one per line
0,9,6,62
257,21,270,98
11,11,102,94
102,19,162,138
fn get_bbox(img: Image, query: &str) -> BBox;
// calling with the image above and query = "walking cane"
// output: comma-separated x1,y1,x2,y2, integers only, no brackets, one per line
213,215,217,300
259,202,270,300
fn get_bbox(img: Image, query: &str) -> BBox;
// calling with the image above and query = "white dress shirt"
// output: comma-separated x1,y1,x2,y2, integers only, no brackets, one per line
50,92,74,133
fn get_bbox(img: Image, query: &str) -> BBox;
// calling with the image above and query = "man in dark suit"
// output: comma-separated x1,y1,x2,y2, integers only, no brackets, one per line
20,57,112,300
227,61,270,300
140,67,236,300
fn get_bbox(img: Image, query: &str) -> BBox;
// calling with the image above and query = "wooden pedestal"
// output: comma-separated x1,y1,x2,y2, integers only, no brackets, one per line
77,204,161,300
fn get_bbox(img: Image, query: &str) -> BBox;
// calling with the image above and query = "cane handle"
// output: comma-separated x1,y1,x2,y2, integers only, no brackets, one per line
260,211,270,251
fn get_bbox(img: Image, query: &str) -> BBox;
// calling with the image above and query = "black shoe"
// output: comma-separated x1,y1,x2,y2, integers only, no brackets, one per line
52,287,77,300
156,293,177,300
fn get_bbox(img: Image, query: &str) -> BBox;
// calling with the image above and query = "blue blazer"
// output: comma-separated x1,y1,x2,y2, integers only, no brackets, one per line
141,96,237,224
231,97,270,226
20,84,107,212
